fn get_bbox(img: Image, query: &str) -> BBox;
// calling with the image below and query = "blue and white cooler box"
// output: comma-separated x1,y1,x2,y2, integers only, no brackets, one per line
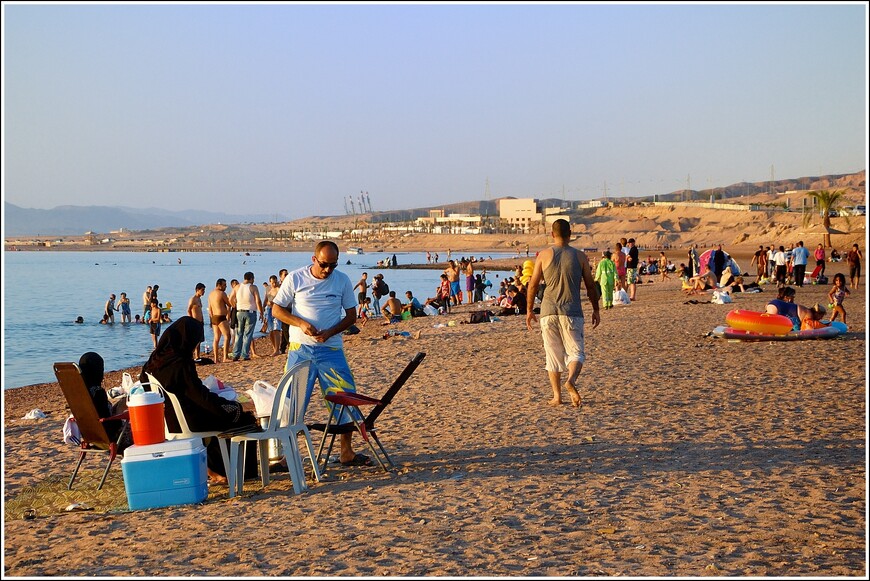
121,438,208,510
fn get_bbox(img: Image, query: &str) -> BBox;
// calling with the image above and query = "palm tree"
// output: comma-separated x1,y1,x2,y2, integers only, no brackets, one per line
804,189,844,248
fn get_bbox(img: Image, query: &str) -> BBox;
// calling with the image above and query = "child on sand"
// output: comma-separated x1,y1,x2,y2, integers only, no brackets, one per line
358,297,373,327
827,273,850,324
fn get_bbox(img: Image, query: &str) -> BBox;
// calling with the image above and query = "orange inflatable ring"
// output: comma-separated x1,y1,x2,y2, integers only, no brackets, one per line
725,309,793,335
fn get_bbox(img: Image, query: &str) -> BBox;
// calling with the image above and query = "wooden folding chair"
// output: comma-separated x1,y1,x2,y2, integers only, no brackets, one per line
53,362,129,490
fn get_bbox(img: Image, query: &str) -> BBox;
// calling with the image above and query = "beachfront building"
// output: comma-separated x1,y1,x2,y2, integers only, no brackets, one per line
499,198,543,233
415,210,484,234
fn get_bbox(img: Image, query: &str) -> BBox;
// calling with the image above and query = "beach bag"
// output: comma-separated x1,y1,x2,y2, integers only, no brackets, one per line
245,380,291,426
711,290,732,304
63,415,82,445
468,310,491,324
203,374,237,401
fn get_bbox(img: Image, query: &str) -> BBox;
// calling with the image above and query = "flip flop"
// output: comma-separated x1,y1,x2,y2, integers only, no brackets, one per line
340,453,372,467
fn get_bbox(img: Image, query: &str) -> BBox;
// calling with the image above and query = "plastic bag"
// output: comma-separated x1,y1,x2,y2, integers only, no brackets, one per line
245,380,291,425
22,409,47,420
63,415,82,445
246,380,277,417
712,290,733,305
203,374,237,401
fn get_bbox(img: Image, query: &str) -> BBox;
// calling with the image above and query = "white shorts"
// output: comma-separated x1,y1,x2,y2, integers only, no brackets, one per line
540,315,586,373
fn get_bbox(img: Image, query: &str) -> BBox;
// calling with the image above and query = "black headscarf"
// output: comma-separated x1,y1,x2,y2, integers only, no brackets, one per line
140,316,251,435
79,352,105,390
79,351,118,433
140,316,204,383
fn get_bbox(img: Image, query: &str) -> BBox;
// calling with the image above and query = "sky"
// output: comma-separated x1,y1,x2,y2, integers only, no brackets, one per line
2,2,867,220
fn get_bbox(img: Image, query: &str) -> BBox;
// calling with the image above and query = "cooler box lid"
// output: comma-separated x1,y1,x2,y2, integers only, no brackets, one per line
122,438,205,462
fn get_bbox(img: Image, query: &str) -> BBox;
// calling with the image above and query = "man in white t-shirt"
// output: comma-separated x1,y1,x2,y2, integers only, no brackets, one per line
271,240,372,467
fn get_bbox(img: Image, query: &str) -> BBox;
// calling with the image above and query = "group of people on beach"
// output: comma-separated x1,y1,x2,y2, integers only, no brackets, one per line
740,241,862,290
764,274,851,330
79,230,859,489
201,271,290,363
89,288,173,342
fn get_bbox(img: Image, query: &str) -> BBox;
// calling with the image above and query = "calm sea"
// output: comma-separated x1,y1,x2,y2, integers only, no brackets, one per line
2,250,516,389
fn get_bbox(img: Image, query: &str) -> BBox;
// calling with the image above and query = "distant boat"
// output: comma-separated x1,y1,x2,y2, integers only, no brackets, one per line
346,247,364,255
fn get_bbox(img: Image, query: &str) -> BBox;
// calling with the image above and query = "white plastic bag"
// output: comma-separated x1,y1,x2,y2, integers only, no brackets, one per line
22,409,47,420
712,290,733,305
245,380,291,425
122,372,134,392
203,374,237,401
246,380,277,417
63,415,82,445
613,289,630,305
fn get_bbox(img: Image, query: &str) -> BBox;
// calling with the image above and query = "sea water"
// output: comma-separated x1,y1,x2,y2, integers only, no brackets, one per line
2,250,517,389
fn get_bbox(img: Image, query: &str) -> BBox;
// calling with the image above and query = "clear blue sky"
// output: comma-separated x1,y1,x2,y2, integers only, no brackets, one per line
3,2,867,219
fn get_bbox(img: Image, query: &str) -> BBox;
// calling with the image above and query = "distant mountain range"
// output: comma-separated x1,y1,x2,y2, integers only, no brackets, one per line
2,204,293,237
3,170,864,237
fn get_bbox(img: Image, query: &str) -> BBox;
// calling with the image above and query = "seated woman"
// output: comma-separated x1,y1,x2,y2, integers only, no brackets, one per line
498,285,527,316
766,286,810,330
79,352,132,452
719,266,735,288
684,271,717,295
140,316,257,483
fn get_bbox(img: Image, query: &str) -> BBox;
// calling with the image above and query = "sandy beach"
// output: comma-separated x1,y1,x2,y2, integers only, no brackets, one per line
3,258,866,576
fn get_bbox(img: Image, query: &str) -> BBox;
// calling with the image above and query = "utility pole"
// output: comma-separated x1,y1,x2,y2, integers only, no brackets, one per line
484,178,491,230
770,165,775,195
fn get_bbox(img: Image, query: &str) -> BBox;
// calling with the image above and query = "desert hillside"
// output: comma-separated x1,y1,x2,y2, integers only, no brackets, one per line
6,175,865,256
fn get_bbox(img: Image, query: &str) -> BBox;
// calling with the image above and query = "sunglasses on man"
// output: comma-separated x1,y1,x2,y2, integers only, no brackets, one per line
315,258,339,269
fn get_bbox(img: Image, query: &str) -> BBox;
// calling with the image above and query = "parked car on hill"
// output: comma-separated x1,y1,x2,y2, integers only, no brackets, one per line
855,205,866,216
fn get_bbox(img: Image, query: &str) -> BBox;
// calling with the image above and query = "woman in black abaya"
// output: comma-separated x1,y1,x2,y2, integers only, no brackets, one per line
140,316,257,482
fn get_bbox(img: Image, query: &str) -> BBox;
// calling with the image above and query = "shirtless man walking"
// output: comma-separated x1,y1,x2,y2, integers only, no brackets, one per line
208,278,233,363
187,283,206,360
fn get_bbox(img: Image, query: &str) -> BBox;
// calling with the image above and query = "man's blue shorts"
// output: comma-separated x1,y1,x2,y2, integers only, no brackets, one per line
284,343,363,424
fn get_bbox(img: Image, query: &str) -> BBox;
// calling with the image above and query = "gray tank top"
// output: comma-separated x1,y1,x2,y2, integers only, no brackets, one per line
540,246,584,317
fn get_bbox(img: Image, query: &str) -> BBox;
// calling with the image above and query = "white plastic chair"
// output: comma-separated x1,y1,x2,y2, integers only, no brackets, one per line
229,361,322,496
145,373,234,496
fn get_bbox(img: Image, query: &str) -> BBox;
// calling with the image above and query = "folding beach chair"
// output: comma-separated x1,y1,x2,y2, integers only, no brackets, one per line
308,352,426,473
53,362,130,490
